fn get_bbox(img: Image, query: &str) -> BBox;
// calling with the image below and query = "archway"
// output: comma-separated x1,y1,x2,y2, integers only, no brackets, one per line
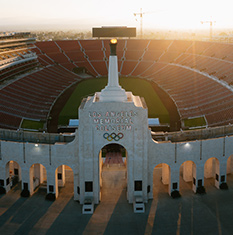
29,163,47,195
99,143,127,202
204,157,220,189
55,165,74,199
179,161,196,194
4,161,21,193
153,163,171,198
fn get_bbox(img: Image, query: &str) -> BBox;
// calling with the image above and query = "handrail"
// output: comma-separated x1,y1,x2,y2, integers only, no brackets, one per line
152,124,233,142
0,128,75,144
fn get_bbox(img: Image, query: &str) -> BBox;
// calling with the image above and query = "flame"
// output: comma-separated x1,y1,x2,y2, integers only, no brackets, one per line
110,38,117,44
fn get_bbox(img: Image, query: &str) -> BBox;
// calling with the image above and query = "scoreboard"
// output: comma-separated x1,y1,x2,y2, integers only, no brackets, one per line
92,26,136,38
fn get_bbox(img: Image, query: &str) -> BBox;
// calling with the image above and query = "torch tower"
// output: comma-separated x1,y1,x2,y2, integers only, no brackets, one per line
99,39,127,102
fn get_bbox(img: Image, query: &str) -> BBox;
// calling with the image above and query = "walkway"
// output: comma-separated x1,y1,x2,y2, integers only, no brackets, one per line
1,168,233,234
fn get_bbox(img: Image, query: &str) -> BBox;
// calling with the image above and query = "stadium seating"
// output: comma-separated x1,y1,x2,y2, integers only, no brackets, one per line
2,39,233,129
104,152,124,166
0,65,81,129
36,41,60,54
131,61,154,76
147,64,233,126
0,33,38,81
0,59,38,81
0,112,22,129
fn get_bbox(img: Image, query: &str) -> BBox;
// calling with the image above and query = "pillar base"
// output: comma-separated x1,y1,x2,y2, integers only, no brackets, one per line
220,183,228,190
196,186,206,194
20,189,30,197
99,87,127,102
46,193,56,201
171,190,181,198
0,186,6,194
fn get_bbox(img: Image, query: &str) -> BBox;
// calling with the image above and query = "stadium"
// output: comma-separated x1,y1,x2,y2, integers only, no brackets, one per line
2,33,233,130
1,29,233,233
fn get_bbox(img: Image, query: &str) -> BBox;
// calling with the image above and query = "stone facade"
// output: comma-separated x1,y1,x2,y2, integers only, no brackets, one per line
0,39,233,211
0,102,233,206
78,91,149,204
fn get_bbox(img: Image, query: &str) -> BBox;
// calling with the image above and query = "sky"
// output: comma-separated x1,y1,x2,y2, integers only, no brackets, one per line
1,0,233,31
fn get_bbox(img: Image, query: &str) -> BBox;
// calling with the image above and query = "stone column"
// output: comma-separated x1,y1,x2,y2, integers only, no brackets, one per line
162,163,170,185
214,159,220,189
5,162,10,193
204,158,215,178
127,151,134,203
192,163,205,193
13,161,21,181
183,161,193,182
73,168,79,201
29,165,35,195
0,163,6,193
217,160,227,189
34,164,43,184
21,166,30,197
46,168,58,199
57,165,65,187
227,155,233,174
147,168,153,200
169,167,179,196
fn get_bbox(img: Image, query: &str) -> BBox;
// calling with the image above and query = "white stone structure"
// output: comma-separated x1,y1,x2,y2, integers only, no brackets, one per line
78,39,149,204
0,124,233,211
0,39,233,212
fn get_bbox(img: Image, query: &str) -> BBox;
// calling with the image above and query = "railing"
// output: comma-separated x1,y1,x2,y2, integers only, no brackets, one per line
152,124,233,142
1,124,233,145
0,129,75,144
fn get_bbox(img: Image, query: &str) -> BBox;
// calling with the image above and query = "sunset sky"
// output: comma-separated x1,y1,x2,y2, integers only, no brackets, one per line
1,0,233,31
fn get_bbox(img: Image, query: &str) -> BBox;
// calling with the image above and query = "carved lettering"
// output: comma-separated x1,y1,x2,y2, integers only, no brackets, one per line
90,110,137,131
126,125,132,131
105,118,110,124
93,119,99,124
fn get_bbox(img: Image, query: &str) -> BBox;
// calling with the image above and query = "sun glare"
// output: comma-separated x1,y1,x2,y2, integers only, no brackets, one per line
0,0,233,31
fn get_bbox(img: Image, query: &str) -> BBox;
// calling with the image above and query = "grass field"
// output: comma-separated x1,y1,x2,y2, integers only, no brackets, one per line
58,77,169,126
21,119,45,130
183,116,207,128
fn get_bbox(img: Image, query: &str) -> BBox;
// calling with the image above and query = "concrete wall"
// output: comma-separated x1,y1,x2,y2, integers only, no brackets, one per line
0,125,233,204
0,134,78,198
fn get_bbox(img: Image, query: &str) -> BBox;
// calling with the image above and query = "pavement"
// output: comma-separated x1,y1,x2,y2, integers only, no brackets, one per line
0,166,233,235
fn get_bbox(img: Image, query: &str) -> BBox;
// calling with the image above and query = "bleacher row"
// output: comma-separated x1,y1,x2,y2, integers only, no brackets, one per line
1,39,233,130
34,40,233,127
104,152,124,166
0,65,81,129
34,40,233,79
147,64,233,126
0,42,38,82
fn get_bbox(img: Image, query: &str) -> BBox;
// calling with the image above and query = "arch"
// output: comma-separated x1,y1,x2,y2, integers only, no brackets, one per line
100,143,126,167
152,163,171,197
179,160,196,193
98,143,127,202
29,163,47,195
97,141,128,159
4,160,21,193
54,164,74,199
204,157,220,189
